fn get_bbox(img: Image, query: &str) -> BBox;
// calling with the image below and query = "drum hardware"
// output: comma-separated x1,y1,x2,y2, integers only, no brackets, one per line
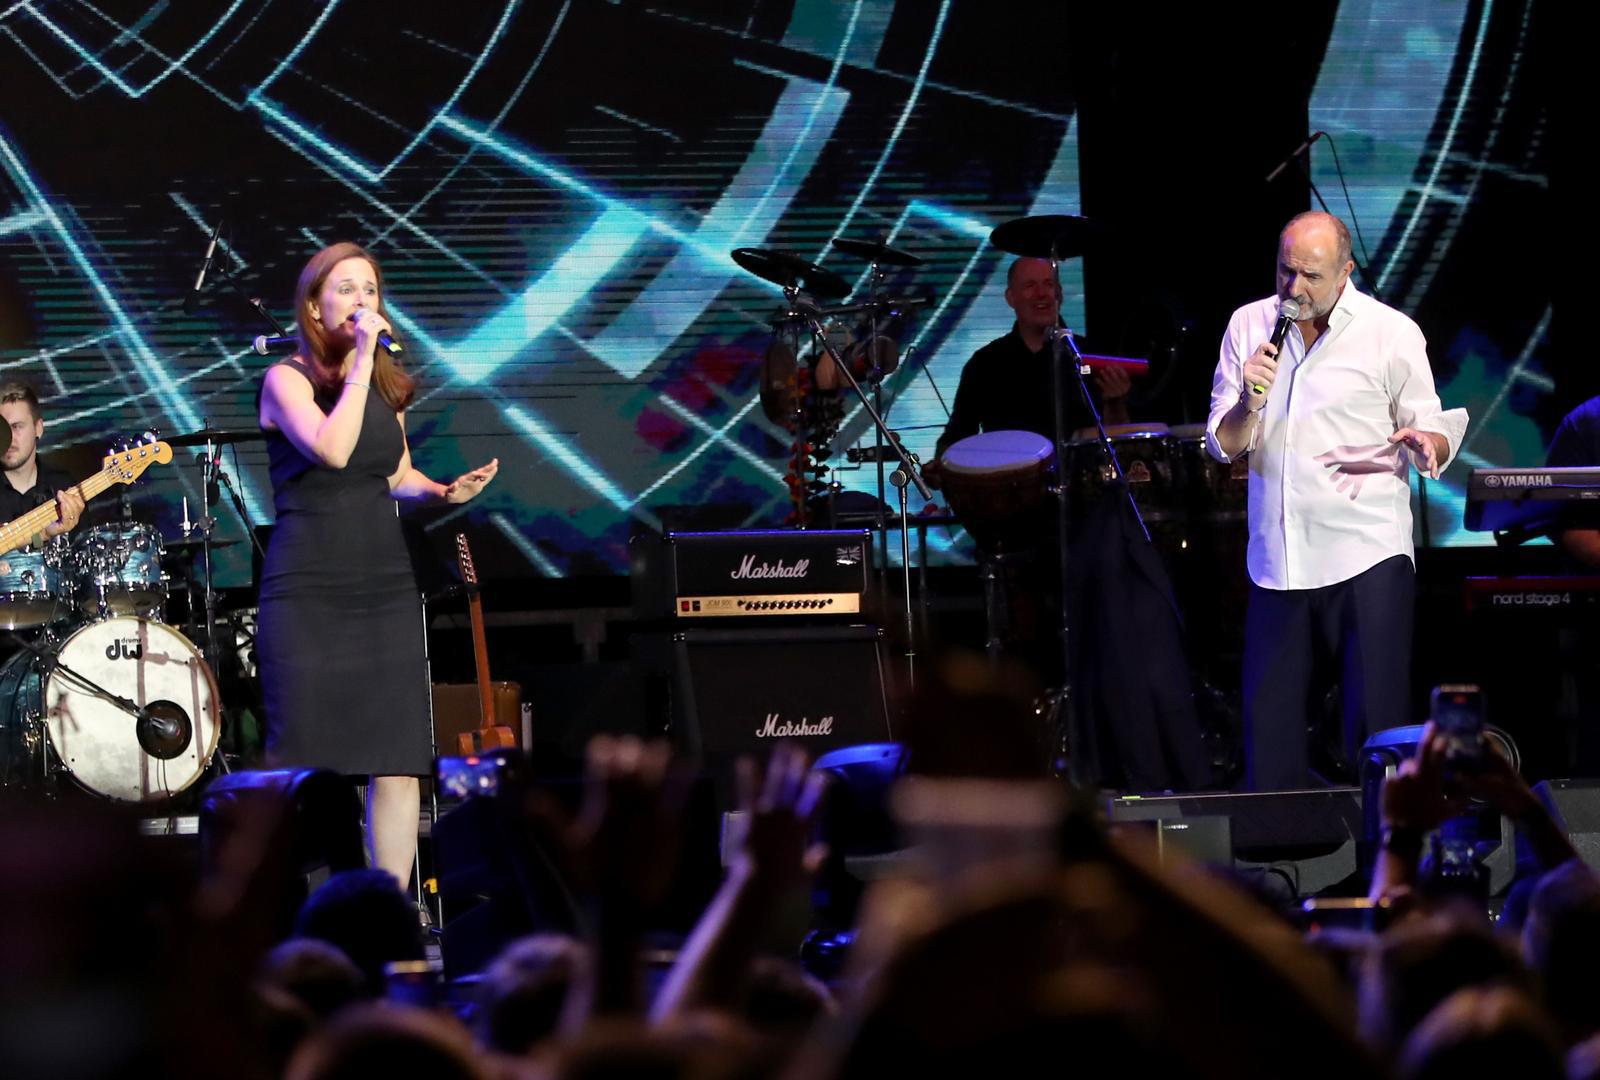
819,237,924,578
179,428,267,712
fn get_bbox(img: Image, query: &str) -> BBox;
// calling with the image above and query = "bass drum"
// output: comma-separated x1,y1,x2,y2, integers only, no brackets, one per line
43,617,220,802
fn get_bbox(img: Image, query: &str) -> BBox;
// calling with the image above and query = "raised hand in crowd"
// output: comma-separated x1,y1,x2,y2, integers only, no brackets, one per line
652,743,826,1025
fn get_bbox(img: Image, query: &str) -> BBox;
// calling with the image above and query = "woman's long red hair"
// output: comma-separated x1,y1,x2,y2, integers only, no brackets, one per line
293,242,415,410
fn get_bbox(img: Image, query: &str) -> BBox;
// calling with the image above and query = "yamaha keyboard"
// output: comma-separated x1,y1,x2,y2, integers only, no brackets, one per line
1464,467,1600,533
631,529,871,619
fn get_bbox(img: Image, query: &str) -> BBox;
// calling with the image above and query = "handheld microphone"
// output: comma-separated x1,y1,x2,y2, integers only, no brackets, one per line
252,334,297,355
1264,131,1326,184
349,312,403,356
182,218,224,314
1250,298,1301,396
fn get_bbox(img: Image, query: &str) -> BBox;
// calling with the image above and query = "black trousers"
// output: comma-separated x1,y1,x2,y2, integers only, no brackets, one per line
1242,554,1414,790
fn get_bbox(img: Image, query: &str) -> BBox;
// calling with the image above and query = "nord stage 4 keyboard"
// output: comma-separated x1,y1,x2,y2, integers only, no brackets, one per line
631,529,871,619
1463,576,1600,613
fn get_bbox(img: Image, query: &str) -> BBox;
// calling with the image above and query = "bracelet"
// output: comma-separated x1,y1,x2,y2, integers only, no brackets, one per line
1380,825,1425,858
344,380,370,389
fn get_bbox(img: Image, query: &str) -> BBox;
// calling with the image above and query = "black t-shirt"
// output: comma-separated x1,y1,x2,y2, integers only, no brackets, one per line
1546,395,1600,565
1546,395,1600,470
0,460,75,532
934,327,1101,459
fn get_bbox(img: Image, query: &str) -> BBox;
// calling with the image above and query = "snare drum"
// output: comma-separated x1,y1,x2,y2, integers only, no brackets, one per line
1066,423,1177,522
71,522,167,617
42,617,220,802
0,538,72,629
940,430,1055,551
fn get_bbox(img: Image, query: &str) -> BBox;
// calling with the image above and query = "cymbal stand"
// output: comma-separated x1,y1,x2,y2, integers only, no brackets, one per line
865,259,891,571
793,287,930,689
188,433,267,693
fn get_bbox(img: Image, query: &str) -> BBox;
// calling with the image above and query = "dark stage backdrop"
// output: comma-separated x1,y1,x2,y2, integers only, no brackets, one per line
0,1,1553,585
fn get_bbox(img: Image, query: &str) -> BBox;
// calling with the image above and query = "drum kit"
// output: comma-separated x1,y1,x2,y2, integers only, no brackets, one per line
0,428,263,803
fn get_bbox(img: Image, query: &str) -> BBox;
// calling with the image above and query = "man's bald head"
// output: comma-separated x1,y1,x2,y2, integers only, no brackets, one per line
1280,211,1352,268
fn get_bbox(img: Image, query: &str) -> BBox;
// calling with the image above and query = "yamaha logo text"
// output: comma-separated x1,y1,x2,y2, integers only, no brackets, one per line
1485,473,1553,489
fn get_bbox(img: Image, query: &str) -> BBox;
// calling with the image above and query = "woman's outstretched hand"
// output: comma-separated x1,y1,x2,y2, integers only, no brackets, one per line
444,458,499,503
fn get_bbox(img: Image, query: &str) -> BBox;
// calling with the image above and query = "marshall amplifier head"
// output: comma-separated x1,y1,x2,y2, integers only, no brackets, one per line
631,529,871,620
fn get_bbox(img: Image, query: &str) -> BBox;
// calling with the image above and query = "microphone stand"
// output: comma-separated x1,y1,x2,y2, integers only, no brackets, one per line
1042,254,1153,787
794,286,930,691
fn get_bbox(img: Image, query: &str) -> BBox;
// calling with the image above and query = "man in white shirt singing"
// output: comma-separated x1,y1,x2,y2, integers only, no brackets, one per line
1206,211,1468,790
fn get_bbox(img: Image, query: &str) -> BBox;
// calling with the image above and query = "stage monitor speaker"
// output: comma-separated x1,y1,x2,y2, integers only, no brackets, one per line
1107,788,1363,898
1531,779,1600,874
667,625,893,779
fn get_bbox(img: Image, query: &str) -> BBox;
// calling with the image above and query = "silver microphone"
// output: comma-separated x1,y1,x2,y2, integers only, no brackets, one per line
1250,297,1301,396
253,334,297,355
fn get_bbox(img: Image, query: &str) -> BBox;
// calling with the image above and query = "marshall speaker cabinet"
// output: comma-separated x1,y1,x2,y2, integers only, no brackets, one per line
667,625,893,765
631,621,895,810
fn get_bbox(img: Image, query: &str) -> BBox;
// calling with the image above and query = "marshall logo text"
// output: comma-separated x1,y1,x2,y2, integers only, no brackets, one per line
755,713,834,738
730,555,810,581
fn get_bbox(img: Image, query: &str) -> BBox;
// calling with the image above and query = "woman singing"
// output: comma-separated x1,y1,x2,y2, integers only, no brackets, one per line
257,242,498,889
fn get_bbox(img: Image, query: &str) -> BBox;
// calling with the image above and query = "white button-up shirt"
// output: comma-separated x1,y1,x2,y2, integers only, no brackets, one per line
1206,285,1469,591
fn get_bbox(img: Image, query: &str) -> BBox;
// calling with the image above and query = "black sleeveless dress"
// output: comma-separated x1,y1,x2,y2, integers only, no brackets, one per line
256,359,432,776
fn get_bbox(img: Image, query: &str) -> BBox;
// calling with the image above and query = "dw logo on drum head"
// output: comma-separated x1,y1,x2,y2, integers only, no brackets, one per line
104,637,144,661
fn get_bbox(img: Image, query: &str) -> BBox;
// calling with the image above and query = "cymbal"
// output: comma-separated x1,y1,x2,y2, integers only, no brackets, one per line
989,214,1099,260
166,428,265,447
731,248,851,299
829,237,923,266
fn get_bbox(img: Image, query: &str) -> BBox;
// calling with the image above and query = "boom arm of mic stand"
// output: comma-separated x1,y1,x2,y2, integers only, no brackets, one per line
221,270,291,336
8,634,149,721
803,318,931,500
